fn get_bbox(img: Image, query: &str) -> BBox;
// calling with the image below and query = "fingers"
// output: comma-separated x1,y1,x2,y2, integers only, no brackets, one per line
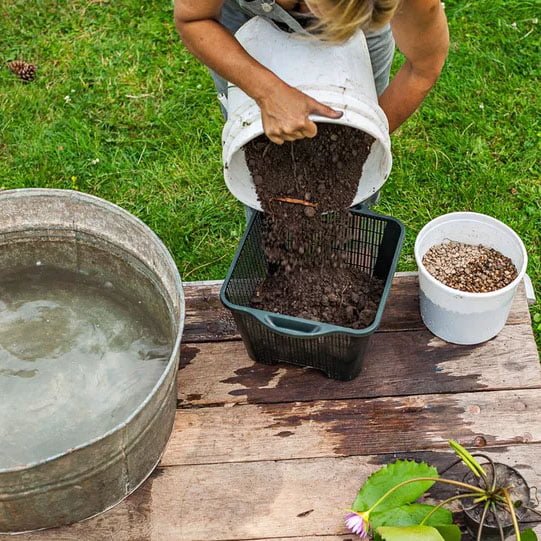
301,121,317,139
309,99,343,120
266,129,305,145
266,133,285,145
265,122,318,144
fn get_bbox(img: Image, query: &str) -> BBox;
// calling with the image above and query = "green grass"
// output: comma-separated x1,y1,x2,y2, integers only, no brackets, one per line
1,0,540,342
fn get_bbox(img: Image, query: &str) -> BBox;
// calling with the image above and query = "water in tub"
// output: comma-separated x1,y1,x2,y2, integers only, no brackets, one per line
0,265,172,469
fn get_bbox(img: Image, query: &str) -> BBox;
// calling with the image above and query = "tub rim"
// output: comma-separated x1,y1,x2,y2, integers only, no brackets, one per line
0,188,184,475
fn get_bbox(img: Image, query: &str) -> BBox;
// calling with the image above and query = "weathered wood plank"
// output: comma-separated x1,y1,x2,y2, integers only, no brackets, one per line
8,446,539,541
182,277,531,342
165,388,541,466
178,322,541,406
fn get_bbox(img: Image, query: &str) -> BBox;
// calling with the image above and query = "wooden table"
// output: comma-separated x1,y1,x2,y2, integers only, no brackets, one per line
5,274,541,540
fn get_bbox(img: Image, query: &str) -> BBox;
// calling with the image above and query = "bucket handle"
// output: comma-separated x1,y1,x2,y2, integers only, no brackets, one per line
261,313,323,336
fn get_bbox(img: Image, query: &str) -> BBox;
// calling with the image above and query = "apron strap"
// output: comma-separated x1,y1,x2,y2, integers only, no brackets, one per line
234,0,309,34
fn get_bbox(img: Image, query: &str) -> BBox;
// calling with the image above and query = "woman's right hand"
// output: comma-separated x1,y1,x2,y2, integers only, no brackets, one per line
256,81,343,145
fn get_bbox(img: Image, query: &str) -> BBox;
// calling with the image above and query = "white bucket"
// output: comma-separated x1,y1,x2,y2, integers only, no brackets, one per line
222,16,392,211
414,212,528,345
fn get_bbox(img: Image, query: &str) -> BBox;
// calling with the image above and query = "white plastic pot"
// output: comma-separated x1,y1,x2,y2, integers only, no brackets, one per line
414,212,528,345
222,16,392,211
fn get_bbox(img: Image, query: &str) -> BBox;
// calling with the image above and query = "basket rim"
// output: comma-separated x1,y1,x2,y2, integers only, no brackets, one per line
220,207,405,338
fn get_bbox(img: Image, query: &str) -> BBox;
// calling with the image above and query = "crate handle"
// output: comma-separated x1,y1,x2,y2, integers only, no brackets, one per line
262,314,323,335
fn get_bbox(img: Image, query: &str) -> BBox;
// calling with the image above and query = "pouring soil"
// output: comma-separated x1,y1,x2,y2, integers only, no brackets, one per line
244,123,384,329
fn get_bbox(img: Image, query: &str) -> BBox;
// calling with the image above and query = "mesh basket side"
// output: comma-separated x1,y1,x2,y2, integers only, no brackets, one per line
221,208,404,380
224,212,267,306
236,311,370,380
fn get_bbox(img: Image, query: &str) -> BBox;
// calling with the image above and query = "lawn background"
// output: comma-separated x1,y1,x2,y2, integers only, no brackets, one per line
1,0,539,343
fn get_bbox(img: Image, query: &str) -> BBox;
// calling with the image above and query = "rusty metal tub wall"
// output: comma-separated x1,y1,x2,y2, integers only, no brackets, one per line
0,189,184,533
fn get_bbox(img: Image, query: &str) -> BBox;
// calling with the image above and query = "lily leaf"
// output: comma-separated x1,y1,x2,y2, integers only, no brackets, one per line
435,524,462,541
353,460,438,513
371,503,453,528
378,525,445,541
522,529,538,541
448,440,486,478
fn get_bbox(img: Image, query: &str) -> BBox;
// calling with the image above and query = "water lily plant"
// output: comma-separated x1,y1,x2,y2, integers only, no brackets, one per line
345,440,539,541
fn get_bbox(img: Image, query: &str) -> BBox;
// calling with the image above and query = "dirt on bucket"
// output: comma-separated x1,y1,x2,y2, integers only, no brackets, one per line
243,123,384,329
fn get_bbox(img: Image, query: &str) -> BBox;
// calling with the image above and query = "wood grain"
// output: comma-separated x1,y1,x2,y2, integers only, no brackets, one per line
178,323,541,406
165,388,541,466
182,277,531,343
2,277,537,541
8,446,539,541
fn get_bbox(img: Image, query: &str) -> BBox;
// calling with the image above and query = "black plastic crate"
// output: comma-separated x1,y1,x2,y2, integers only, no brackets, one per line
220,208,405,380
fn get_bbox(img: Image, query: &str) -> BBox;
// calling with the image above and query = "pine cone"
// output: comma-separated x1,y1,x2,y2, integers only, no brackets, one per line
7,60,37,83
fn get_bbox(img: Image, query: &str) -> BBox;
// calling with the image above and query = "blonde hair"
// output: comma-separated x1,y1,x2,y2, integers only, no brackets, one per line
304,0,400,42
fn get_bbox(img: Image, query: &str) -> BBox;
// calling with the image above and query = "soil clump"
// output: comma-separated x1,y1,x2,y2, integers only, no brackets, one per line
422,241,518,293
244,123,383,328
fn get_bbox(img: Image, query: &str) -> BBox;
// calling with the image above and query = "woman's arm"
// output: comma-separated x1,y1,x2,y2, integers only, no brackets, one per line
174,0,341,144
379,0,449,132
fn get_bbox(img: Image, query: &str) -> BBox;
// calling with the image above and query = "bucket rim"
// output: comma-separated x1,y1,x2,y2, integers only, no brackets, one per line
414,211,528,299
222,93,392,211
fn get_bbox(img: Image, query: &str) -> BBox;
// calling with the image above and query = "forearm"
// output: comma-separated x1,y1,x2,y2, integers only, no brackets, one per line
174,5,341,144
378,60,441,132
381,0,449,132
176,17,285,103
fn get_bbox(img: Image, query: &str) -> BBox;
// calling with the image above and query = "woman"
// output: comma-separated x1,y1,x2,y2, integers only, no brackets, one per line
174,0,449,144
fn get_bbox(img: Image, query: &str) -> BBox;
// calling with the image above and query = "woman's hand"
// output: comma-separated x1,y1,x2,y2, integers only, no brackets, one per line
256,81,343,145
175,0,342,144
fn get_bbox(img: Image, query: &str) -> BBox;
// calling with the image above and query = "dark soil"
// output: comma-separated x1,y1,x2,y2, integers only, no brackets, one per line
422,241,518,293
245,123,375,214
244,123,383,329
252,265,383,329
462,463,530,529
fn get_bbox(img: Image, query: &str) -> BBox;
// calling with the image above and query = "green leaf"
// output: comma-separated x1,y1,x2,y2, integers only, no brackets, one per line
533,313,541,323
522,529,538,541
378,525,445,541
435,525,462,541
371,504,453,528
448,440,486,478
353,460,438,513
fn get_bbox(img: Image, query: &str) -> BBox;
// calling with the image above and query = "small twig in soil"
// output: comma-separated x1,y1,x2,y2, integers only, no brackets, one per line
271,196,318,207
262,142,272,158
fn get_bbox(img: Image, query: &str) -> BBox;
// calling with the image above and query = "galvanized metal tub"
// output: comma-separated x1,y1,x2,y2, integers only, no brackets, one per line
0,189,184,533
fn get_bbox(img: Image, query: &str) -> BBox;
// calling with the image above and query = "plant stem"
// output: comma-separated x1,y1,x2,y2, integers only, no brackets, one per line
365,477,487,516
476,501,491,541
420,492,480,525
472,453,498,492
502,487,522,541
439,458,467,476
491,502,506,541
